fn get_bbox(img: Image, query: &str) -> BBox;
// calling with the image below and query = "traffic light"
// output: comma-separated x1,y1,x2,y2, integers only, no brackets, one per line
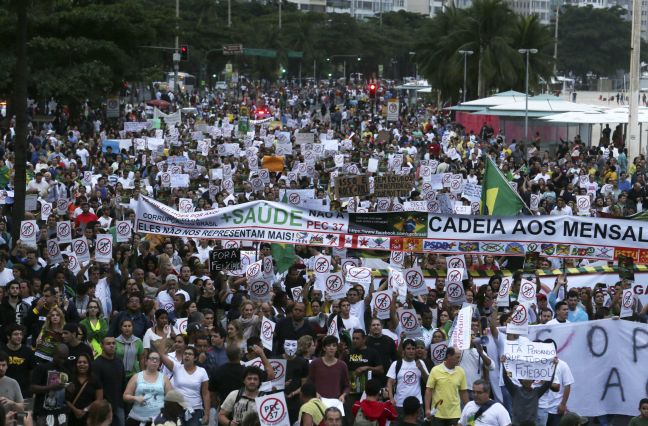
368,83,377,98
180,45,188,61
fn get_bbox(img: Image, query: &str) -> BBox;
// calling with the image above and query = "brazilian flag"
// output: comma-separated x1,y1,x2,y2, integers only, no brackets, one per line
481,156,527,216
271,243,296,274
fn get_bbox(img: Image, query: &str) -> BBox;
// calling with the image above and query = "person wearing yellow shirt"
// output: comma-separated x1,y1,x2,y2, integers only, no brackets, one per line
425,347,469,425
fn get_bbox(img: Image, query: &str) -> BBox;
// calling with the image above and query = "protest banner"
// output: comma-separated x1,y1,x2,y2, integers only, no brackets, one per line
373,175,415,197
522,319,648,416
449,305,472,350
210,248,241,272
261,317,275,352
503,340,556,381
620,289,635,318
135,196,640,259
95,234,113,263
56,221,72,244
371,290,393,319
256,392,290,426
335,175,370,198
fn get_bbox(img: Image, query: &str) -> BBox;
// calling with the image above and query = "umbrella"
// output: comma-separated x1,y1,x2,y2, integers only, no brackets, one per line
147,99,170,109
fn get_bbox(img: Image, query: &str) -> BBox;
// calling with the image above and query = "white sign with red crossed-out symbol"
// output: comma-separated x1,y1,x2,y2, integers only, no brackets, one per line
404,267,426,296
576,195,591,216
41,202,53,220
371,290,393,320
178,198,193,213
518,279,537,305
256,392,290,426
95,234,113,263
430,342,448,365
249,279,272,302
291,287,303,302
115,220,132,243
390,251,405,267
445,281,466,305
72,237,91,262
313,255,331,275
345,266,372,285
262,256,274,278
246,260,263,279
56,198,68,216
64,251,81,274
497,277,513,307
446,267,463,284
269,359,287,390
47,239,64,264
398,308,421,337
161,172,171,188
82,171,93,186
388,268,406,293
446,255,466,270
261,317,276,351
340,258,360,271
506,303,529,335
56,220,72,244
324,273,346,300
620,289,635,318
20,220,38,246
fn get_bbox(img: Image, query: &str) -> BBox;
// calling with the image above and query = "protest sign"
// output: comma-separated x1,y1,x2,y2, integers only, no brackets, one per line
398,308,421,337
497,277,512,307
41,202,52,220
335,175,370,198
324,273,346,300
506,304,529,335
25,194,37,211
72,237,91,262
178,198,194,213
20,220,38,246
576,195,591,215
503,340,556,380
373,175,414,197
95,234,113,263
430,342,448,365
46,239,64,264
518,279,537,305
56,221,72,244
210,248,241,272
261,317,275,352
249,279,272,302
115,221,132,243
345,266,372,286
449,305,472,350
404,267,426,296
256,392,290,426
620,289,635,318
269,359,287,390
371,290,393,320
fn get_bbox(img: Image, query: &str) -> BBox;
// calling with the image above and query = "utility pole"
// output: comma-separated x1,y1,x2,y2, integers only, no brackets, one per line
173,0,180,93
228,0,232,27
553,4,559,75
279,0,282,29
628,0,642,159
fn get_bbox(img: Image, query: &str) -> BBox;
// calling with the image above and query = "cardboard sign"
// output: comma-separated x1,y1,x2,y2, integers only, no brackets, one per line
373,175,414,197
335,175,370,198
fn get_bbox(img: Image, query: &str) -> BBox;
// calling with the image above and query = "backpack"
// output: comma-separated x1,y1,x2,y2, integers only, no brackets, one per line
354,407,378,426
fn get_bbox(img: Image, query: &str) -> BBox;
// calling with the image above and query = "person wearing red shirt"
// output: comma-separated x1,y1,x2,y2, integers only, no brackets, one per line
352,379,398,426
75,201,99,228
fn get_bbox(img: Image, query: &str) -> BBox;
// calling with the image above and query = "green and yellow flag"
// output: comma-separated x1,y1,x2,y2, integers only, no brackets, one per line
481,156,526,216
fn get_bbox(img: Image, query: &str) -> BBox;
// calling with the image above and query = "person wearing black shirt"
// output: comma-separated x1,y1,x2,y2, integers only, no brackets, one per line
61,323,93,372
209,345,246,407
399,396,421,426
365,318,397,386
1,324,35,398
92,336,126,426
347,329,382,395
274,302,315,354
31,343,71,425
281,339,310,424
284,266,307,299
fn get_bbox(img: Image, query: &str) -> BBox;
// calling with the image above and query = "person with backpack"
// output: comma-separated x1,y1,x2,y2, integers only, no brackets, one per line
386,339,429,422
458,380,511,426
218,366,266,426
297,382,327,426
351,379,398,426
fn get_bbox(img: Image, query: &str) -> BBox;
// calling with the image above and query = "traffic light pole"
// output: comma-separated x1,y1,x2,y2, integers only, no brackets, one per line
174,0,180,93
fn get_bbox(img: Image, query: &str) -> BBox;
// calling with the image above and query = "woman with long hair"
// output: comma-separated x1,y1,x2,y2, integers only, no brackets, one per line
225,319,245,356
238,301,261,340
123,351,172,426
115,319,145,380
65,353,103,426
155,343,210,426
34,306,66,363
80,299,108,358
296,335,317,361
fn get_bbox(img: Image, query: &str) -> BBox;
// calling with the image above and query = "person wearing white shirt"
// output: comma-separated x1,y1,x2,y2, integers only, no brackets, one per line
459,380,511,426
536,341,574,426
156,275,190,318
75,142,90,166
546,302,571,325
387,339,429,409
550,198,573,216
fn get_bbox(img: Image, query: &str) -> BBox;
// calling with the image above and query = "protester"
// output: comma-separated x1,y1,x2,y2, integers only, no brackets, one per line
458,380,511,426
425,346,468,425
297,382,327,426
351,378,398,425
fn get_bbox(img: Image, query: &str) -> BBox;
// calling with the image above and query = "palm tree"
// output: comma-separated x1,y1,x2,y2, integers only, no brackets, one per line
510,14,555,92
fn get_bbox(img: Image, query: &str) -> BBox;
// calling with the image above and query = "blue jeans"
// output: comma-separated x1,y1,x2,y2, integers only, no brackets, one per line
500,386,513,413
185,409,204,426
114,407,126,426
536,407,549,426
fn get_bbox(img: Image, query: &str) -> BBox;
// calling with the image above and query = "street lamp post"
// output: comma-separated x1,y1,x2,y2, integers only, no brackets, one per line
458,50,473,103
518,48,538,142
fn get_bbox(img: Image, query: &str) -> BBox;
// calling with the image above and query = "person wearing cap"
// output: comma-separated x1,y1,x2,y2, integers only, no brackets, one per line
152,389,189,426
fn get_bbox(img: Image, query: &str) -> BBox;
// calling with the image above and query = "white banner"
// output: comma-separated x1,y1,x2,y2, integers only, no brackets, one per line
503,340,556,380
524,319,648,416
449,305,472,350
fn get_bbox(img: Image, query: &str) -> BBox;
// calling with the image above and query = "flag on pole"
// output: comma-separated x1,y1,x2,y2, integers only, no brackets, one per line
481,156,527,216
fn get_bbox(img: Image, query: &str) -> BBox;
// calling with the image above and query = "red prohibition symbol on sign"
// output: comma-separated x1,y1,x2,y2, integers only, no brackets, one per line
623,292,634,308
326,275,343,291
247,263,261,277
521,283,535,298
97,238,111,255
58,223,70,237
448,270,462,283
262,322,273,339
578,198,589,209
118,222,130,236
74,240,88,254
315,258,329,273
47,241,58,256
270,361,284,379
252,281,269,296
432,344,447,362
448,259,465,269
260,397,286,423
21,222,35,237
447,283,462,298
400,312,416,329
349,268,370,279
406,271,423,288
392,252,403,263
511,305,527,324
289,193,300,204
375,294,391,310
